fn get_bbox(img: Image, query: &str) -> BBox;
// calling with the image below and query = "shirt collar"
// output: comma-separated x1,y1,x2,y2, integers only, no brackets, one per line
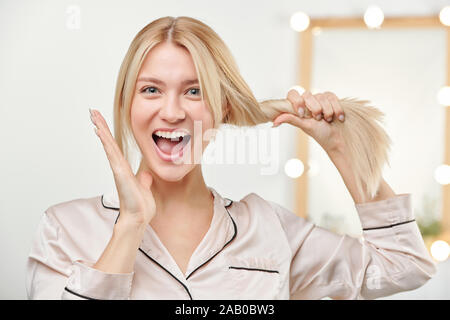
101,186,232,210
101,186,236,280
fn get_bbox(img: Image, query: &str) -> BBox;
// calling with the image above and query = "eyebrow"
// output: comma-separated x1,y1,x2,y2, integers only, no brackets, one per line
137,76,199,86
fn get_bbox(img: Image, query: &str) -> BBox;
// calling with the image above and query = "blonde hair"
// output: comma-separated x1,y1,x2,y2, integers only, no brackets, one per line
113,16,391,203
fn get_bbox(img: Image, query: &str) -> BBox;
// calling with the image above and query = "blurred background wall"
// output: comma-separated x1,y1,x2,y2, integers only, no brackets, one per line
0,0,449,299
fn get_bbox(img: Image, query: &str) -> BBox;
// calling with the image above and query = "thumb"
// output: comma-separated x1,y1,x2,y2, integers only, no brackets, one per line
272,113,313,131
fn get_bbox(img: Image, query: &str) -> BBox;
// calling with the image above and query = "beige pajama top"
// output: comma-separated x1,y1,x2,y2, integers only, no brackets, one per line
26,187,436,300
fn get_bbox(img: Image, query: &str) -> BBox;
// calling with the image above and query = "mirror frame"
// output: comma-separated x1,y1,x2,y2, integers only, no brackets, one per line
294,16,450,241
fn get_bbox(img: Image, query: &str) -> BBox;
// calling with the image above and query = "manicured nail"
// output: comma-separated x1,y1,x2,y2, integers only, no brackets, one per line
339,114,345,122
89,109,95,124
315,114,322,121
298,108,304,118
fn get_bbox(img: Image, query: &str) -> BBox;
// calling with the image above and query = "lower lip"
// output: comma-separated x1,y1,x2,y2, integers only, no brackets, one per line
152,136,189,163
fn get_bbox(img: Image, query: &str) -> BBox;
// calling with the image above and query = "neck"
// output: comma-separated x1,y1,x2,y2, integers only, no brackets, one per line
136,161,213,217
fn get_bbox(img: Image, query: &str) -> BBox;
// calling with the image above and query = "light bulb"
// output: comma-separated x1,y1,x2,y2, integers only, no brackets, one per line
437,86,450,106
364,5,384,29
430,240,449,262
439,6,450,26
434,164,450,185
284,158,304,178
290,11,310,32
288,85,305,96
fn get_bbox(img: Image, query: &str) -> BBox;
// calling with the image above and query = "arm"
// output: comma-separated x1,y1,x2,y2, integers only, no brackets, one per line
327,147,396,204
286,147,435,299
93,218,145,274
271,195,437,300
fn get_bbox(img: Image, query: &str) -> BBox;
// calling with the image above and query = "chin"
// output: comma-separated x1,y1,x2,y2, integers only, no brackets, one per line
146,160,195,182
156,170,190,182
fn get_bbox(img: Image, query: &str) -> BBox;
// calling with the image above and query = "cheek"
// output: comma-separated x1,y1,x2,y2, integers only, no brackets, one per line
190,104,215,148
190,103,214,127
130,102,152,135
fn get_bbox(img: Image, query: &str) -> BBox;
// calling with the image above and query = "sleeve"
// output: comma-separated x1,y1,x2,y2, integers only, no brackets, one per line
269,193,437,300
26,210,134,300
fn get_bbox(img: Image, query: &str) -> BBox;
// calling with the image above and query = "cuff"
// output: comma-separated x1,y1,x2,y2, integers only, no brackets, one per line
64,260,134,300
355,193,414,231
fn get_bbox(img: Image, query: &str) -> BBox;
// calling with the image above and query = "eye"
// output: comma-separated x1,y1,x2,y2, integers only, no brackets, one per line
187,88,201,96
141,86,160,95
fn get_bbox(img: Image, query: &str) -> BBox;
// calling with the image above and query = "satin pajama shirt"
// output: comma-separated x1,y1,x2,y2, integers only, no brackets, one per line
26,187,436,299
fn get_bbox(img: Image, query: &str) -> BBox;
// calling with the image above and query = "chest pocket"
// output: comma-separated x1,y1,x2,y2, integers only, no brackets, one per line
225,256,282,299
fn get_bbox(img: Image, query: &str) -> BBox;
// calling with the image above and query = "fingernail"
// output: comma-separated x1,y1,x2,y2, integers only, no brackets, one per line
339,114,345,122
298,108,304,118
272,122,280,128
315,114,322,121
326,117,332,122
89,110,95,124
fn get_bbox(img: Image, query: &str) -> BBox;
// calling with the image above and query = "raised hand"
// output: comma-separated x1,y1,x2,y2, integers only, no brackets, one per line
272,89,346,154
89,108,156,227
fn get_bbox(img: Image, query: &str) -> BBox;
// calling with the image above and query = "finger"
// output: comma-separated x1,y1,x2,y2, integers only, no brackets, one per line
316,93,334,122
287,89,306,117
90,109,120,168
302,91,322,120
325,92,345,122
90,109,133,177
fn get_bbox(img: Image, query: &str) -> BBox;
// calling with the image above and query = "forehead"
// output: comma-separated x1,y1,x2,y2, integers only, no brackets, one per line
138,42,197,79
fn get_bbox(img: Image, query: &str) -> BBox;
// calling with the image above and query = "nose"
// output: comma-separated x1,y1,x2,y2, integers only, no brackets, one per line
159,94,185,123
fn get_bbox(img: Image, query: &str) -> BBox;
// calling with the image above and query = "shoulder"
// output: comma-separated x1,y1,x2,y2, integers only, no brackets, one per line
43,193,118,233
237,192,276,214
236,191,314,234
30,193,120,264
236,192,297,221
232,192,294,227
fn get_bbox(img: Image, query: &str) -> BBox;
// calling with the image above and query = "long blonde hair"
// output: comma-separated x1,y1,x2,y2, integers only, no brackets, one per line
113,16,391,204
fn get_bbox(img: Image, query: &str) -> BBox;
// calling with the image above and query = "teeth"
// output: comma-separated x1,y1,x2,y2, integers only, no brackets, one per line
154,130,189,140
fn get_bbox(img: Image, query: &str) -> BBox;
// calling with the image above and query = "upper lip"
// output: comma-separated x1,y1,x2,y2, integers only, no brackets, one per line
152,128,191,135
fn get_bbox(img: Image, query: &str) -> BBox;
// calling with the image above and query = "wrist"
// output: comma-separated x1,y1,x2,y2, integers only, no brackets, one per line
326,140,347,160
113,216,146,240
94,217,146,274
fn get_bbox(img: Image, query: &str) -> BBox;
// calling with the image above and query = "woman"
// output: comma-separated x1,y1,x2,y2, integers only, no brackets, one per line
26,16,436,300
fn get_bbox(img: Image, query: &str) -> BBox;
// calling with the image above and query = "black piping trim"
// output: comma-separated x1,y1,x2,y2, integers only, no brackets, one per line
64,287,99,300
363,219,416,231
228,266,279,274
138,248,193,300
224,198,233,208
185,200,237,280
104,198,193,300
101,195,120,211
101,195,237,300
101,194,120,224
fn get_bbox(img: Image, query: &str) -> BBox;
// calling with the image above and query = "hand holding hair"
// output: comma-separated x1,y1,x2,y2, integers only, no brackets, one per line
233,89,391,204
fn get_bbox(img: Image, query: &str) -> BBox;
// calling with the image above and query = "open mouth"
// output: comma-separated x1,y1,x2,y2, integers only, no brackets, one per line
152,130,191,161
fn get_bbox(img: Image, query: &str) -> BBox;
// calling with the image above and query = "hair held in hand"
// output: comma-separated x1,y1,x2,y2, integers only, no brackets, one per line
113,16,391,203
245,97,392,204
